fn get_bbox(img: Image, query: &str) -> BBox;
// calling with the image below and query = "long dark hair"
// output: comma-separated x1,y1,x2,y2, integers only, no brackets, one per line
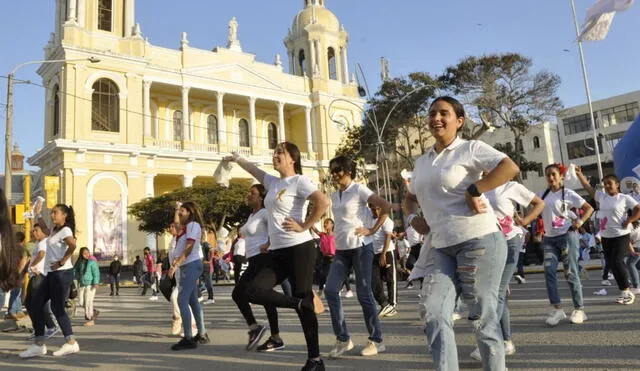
54,203,76,237
251,184,267,208
180,201,205,229
281,141,303,175
0,189,19,291
76,246,90,278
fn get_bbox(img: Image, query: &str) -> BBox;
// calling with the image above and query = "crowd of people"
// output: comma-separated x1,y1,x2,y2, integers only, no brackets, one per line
1,96,640,371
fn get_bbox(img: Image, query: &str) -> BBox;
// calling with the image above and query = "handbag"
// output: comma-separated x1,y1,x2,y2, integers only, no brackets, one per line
159,274,176,301
69,280,78,300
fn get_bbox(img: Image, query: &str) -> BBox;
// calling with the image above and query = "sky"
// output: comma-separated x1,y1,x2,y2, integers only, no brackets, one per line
0,0,638,170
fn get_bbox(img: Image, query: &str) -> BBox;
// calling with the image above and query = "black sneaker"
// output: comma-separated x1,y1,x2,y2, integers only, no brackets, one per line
246,325,267,350
256,337,285,352
193,333,210,344
301,358,325,371
171,337,197,351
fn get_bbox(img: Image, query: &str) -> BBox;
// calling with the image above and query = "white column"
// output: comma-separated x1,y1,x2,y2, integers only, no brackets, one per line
66,0,77,23
289,52,295,74
305,106,313,153
183,175,194,187
309,41,316,76
77,0,86,26
144,173,156,251
342,47,349,83
181,87,190,140
315,40,322,76
124,0,135,37
216,92,226,145
277,102,286,142
248,97,257,148
143,80,151,137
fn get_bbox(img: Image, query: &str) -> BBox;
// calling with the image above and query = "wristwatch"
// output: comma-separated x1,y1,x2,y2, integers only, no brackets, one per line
467,183,482,197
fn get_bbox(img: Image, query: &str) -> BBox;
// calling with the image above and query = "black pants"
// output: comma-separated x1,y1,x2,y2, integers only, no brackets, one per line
109,274,120,294
244,240,319,359
232,254,281,335
406,243,422,270
28,269,74,339
602,235,631,290
372,251,397,307
25,274,57,329
516,251,526,277
232,255,247,285
317,255,333,291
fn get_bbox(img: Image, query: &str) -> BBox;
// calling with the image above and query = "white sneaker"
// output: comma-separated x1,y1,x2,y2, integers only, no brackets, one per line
360,340,385,356
328,339,354,358
616,291,635,305
378,304,394,318
569,309,587,324
203,299,215,305
52,342,80,357
451,312,463,321
504,340,516,355
608,273,615,280
345,290,354,298
545,309,566,326
19,344,47,358
601,280,612,286
631,288,640,295
514,275,527,284
149,296,159,301
470,347,482,361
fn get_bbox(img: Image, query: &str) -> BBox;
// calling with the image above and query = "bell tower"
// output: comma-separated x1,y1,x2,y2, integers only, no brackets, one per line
53,0,139,42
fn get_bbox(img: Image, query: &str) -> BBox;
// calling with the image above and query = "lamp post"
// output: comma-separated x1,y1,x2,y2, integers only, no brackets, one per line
4,57,99,200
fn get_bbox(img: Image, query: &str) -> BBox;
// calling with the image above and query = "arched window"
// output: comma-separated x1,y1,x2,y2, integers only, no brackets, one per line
173,110,183,141
91,78,119,132
268,122,278,149
98,0,113,32
239,119,249,147
207,115,218,145
53,84,60,136
327,47,337,80
515,138,524,153
533,136,540,149
298,49,307,76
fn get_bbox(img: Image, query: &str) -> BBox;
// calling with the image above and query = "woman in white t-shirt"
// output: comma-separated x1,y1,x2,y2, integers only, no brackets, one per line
167,201,209,350
405,96,519,371
470,181,544,361
576,168,640,304
225,141,330,371
324,155,391,359
231,184,287,352
20,204,79,358
539,164,593,327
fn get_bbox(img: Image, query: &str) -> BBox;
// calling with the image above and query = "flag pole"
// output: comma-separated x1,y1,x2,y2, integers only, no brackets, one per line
570,0,605,182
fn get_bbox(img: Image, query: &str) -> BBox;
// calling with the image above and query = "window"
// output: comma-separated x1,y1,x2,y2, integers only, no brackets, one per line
298,49,306,76
327,47,337,80
268,122,278,149
53,84,60,136
98,0,112,32
207,115,218,145
91,78,119,132
566,137,604,160
533,136,540,149
239,119,249,147
515,138,524,153
563,113,594,136
600,102,639,127
537,167,544,177
173,110,183,141
522,171,528,180
604,131,625,151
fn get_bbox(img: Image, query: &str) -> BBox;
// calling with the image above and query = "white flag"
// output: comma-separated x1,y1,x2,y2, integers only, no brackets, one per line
578,0,634,41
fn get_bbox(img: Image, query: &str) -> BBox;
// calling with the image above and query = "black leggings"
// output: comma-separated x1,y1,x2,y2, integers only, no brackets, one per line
372,251,397,307
28,269,74,340
232,254,280,335
244,241,318,358
602,235,631,290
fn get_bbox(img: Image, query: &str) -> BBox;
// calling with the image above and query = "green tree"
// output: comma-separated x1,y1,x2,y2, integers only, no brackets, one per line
493,142,542,176
128,182,251,235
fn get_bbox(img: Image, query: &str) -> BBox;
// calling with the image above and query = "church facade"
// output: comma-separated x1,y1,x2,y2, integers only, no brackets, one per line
29,0,363,263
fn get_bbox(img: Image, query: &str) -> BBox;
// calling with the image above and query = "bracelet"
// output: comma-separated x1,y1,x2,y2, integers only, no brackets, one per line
467,183,482,197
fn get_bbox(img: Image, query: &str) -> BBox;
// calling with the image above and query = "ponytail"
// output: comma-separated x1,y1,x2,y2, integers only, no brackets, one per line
54,203,76,237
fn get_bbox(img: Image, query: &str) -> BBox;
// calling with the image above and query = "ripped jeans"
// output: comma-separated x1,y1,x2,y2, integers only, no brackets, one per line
542,232,584,309
419,231,507,371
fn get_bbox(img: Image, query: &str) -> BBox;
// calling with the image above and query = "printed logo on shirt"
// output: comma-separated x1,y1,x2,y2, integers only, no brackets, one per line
599,217,608,231
276,189,286,202
552,216,566,229
498,216,513,235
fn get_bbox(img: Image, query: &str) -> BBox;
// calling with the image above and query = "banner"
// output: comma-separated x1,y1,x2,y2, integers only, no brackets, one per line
578,0,634,41
93,200,125,261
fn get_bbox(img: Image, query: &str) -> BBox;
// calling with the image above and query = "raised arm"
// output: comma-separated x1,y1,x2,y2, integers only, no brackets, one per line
224,153,267,184
575,166,596,200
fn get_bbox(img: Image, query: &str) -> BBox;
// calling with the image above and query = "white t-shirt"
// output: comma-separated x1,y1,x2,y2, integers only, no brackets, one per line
539,187,586,238
485,181,536,240
410,138,505,248
331,182,375,250
405,224,423,247
233,238,246,257
263,174,317,249
31,239,48,275
240,208,269,259
595,190,638,238
370,217,395,254
44,227,74,274
396,238,409,258
174,221,204,266
309,221,321,239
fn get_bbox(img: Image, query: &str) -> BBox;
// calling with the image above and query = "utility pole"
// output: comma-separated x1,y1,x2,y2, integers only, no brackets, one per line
4,73,14,200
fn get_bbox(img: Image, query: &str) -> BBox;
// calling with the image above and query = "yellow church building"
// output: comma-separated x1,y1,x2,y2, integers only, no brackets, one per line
28,0,363,263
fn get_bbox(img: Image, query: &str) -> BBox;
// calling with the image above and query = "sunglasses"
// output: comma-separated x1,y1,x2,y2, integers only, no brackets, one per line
330,166,343,174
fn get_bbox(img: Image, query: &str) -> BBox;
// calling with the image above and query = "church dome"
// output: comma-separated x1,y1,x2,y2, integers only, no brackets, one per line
292,1,340,34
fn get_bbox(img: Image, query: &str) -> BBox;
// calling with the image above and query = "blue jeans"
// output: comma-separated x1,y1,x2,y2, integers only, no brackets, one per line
8,288,22,315
498,235,522,341
542,232,584,309
420,231,507,371
178,260,206,339
325,243,382,343
627,253,640,288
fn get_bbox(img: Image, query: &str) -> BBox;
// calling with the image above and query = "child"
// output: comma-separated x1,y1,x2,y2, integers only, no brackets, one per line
74,247,100,326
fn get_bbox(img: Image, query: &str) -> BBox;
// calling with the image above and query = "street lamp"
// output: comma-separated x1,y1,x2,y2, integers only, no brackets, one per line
4,57,100,201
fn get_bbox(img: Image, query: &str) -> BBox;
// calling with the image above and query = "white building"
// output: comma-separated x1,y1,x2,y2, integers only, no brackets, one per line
478,122,561,193
557,90,640,183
